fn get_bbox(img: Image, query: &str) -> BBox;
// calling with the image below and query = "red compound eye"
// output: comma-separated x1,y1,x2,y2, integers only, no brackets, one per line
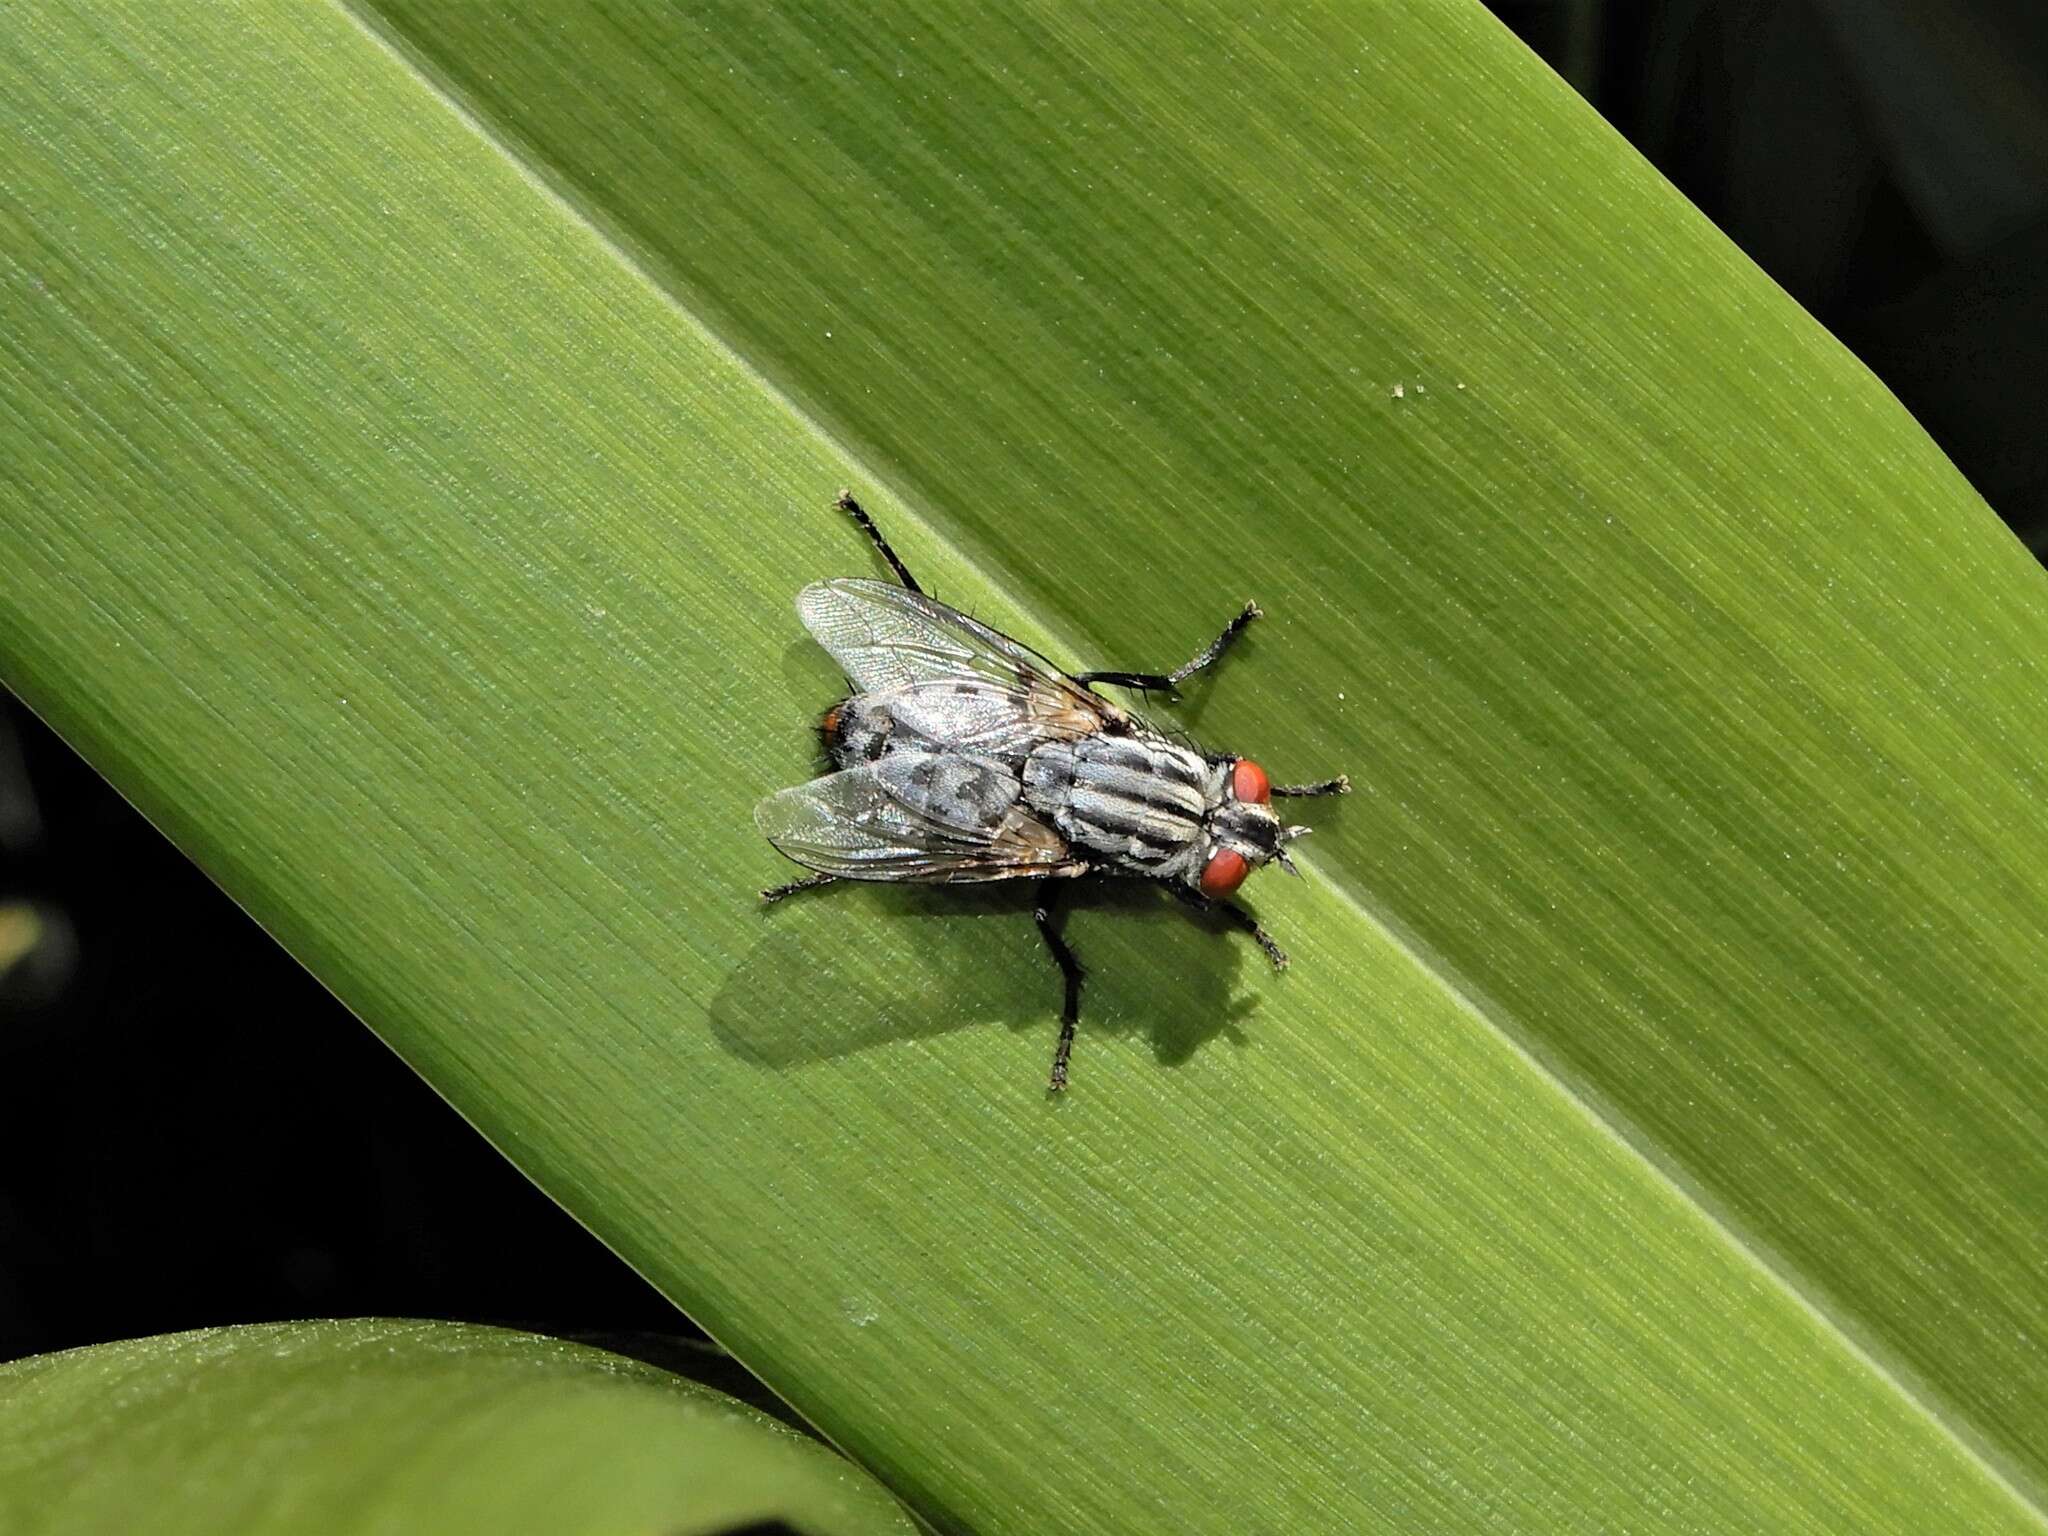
1231,758,1271,804
1200,847,1250,897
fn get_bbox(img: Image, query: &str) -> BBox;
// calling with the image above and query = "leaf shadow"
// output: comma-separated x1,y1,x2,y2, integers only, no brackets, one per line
708,875,1261,1083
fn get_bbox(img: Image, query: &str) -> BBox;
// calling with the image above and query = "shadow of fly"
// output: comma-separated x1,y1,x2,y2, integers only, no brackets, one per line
758,493,1348,1091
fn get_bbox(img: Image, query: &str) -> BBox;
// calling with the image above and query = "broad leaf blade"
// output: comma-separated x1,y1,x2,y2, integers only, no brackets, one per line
4,4,2045,1534
371,0,2048,1489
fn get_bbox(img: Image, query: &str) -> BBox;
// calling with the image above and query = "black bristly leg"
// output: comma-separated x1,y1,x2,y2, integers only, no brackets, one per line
1034,878,1085,1092
833,490,924,594
1076,601,1261,693
1271,775,1351,798
1171,883,1289,970
761,871,839,903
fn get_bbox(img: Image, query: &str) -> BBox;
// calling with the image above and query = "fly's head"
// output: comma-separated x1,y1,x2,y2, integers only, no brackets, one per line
1194,758,1310,898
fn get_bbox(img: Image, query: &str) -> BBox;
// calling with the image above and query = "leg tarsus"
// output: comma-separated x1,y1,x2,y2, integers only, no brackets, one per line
761,871,838,904
1238,909,1290,970
1035,879,1085,1091
1168,600,1261,686
1272,775,1350,798
1077,601,1261,693
833,490,923,594
1171,882,1289,969
1050,1015,1078,1093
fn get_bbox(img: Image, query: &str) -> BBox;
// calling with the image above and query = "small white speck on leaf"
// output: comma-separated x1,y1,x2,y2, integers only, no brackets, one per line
1391,383,1404,399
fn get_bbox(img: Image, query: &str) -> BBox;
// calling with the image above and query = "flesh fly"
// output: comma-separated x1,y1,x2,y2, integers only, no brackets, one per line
758,493,1347,1090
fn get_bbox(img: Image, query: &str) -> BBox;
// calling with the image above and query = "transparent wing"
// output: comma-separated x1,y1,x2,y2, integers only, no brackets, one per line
850,678,1088,758
797,580,1125,747
755,752,1084,883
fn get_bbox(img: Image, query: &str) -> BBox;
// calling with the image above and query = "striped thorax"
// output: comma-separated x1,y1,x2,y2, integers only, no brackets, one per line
1022,734,1304,893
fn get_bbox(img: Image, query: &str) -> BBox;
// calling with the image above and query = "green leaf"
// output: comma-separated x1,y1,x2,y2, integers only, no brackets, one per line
0,1320,914,1536
5,3,2047,1533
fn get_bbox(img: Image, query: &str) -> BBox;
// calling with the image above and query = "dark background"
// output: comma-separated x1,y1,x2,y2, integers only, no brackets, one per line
4,0,2043,1375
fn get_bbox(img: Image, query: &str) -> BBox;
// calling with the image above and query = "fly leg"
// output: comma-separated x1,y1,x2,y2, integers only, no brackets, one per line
1272,775,1350,797
761,872,839,903
1035,878,1086,1091
1172,884,1289,970
1076,601,1261,693
834,490,923,594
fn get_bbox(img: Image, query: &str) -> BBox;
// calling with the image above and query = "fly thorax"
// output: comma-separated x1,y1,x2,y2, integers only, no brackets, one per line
1022,736,1210,873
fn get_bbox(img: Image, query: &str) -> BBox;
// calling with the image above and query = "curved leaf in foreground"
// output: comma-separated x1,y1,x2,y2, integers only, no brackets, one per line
0,1319,913,1536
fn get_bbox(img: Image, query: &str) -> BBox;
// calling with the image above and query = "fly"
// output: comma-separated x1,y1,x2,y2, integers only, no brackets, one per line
757,492,1348,1090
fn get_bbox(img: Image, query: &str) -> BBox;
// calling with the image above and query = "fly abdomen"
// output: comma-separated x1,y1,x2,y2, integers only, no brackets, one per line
822,694,898,767
1022,736,1214,871
881,749,1022,834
